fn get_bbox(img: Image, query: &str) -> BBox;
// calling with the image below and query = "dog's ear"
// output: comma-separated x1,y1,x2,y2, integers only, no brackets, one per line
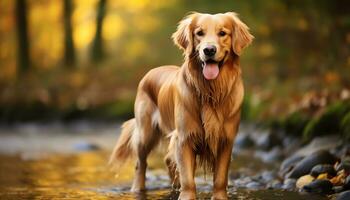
172,12,198,54
226,12,254,56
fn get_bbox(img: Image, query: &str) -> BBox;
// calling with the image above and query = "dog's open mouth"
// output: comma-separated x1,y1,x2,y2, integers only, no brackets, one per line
201,59,224,80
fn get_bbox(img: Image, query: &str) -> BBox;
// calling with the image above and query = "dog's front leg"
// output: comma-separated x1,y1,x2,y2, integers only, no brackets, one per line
212,118,239,200
212,140,233,200
176,138,196,200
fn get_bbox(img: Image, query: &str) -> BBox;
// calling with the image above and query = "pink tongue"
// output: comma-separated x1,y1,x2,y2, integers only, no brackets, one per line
203,63,219,80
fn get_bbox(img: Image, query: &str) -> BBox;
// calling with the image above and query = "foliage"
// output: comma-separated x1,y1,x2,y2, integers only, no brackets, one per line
281,111,311,136
340,112,350,140
303,101,350,141
0,0,349,122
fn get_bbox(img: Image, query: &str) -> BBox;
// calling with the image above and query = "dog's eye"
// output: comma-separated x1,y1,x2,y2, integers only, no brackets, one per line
196,30,204,36
219,31,226,37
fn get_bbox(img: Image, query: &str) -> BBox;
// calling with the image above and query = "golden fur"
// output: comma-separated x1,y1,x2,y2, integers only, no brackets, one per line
109,12,253,200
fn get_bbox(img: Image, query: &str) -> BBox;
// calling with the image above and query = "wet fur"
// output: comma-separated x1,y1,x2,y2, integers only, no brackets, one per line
110,12,253,199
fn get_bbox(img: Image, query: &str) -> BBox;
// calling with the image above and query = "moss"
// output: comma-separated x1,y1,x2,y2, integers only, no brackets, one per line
104,100,134,119
282,111,311,136
303,100,350,141
241,94,252,121
341,112,350,140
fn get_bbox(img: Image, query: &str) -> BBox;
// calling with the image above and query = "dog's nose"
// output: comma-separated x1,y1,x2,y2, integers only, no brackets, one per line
203,45,216,57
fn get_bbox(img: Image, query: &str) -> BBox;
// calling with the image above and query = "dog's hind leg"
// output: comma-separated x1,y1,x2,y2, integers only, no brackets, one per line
164,132,180,190
131,94,160,192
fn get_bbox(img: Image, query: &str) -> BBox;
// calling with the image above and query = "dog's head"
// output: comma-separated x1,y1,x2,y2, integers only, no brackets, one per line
172,12,253,80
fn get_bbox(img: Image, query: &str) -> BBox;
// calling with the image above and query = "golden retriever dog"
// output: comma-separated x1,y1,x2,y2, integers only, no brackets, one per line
109,12,253,200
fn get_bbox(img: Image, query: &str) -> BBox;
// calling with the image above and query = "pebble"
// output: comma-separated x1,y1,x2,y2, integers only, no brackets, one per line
73,141,100,151
302,179,334,195
335,160,350,173
286,150,338,179
234,177,253,187
261,171,278,183
256,131,281,151
296,175,314,189
310,164,337,178
333,186,344,193
282,178,296,191
279,154,304,177
246,181,263,190
266,180,283,189
344,175,350,190
336,191,350,200
235,134,255,149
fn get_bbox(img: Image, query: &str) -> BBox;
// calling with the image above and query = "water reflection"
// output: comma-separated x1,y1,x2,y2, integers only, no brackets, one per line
0,151,327,200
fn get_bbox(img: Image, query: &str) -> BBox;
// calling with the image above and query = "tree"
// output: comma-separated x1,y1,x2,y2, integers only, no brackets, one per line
15,0,30,73
90,0,107,62
63,0,75,66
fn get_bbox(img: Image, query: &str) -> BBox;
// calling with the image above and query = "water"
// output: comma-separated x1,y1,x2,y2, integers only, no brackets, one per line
0,123,328,199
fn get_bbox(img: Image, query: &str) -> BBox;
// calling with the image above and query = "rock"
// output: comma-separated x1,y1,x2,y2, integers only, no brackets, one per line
279,154,304,177
336,191,350,200
261,171,278,183
344,175,350,190
73,141,100,151
266,180,283,189
234,177,253,188
333,186,344,193
234,134,255,149
317,173,329,180
286,150,338,179
310,164,337,178
330,170,347,186
256,147,284,163
335,160,350,173
296,175,314,189
256,131,281,151
296,136,342,157
282,178,296,191
282,136,302,155
246,181,263,190
302,179,334,195
339,145,350,158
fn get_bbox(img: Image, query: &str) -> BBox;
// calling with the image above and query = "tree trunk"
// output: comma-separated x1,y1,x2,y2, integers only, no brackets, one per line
90,0,107,62
15,0,30,73
63,0,75,66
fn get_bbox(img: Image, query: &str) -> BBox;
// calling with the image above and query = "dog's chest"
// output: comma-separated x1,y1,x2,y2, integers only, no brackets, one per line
200,104,225,138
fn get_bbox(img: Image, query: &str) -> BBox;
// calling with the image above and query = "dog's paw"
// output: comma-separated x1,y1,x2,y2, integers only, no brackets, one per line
178,190,196,200
130,184,145,193
211,191,228,200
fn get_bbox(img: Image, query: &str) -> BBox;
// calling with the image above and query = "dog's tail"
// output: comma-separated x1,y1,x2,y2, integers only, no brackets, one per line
109,118,137,169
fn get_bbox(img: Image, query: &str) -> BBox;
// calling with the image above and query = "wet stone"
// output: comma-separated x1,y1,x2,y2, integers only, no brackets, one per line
261,171,278,183
335,160,350,173
235,134,255,149
333,186,344,193
296,175,314,189
256,147,284,163
282,178,297,191
344,175,350,190
246,181,264,190
286,150,338,179
266,180,283,189
302,179,334,195
73,141,100,151
310,164,337,178
234,177,253,188
280,154,304,177
256,131,281,151
336,191,350,200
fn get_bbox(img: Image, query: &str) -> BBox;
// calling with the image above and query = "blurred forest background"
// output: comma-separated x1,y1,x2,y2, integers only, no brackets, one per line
0,0,350,139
